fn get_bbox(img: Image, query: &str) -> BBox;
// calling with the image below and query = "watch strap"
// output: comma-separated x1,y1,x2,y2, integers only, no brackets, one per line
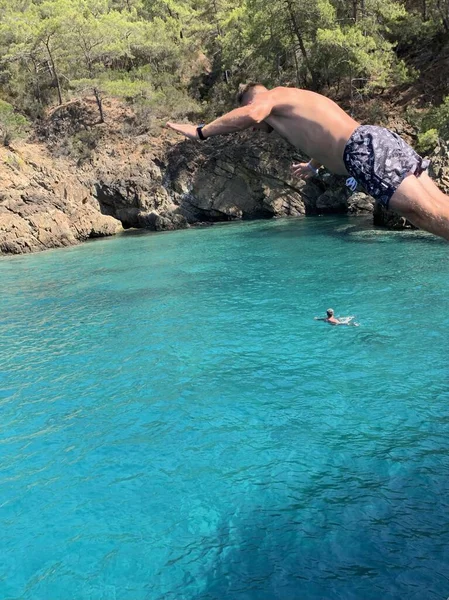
197,125,206,140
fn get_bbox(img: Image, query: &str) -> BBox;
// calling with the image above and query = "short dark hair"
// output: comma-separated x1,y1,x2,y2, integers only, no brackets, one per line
236,82,263,105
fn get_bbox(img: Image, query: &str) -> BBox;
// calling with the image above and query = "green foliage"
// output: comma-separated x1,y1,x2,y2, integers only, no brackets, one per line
407,96,449,153
4,151,25,170
387,11,440,49
100,78,150,100
122,98,159,135
53,128,101,164
364,100,388,125
214,0,415,96
0,0,197,121
71,76,151,102
313,26,394,91
422,96,449,141
70,129,101,164
0,100,29,145
404,105,425,130
416,128,439,154
0,0,448,132
147,86,201,119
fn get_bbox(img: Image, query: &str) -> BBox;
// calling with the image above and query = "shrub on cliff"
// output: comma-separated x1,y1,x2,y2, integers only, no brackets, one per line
0,101,29,146
50,128,101,165
416,128,439,154
413,96,449,154
423,96,449,141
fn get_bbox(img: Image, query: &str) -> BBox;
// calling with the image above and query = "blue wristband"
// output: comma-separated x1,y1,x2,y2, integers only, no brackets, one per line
307,161,319,175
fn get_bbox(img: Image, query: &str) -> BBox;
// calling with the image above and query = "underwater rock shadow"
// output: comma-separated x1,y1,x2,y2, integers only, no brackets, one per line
193,481,449,600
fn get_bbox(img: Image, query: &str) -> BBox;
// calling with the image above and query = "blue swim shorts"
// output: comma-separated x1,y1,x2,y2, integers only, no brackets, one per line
343,125,430,209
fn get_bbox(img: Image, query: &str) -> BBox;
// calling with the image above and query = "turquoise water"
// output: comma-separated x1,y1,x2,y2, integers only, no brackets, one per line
1,217,449,600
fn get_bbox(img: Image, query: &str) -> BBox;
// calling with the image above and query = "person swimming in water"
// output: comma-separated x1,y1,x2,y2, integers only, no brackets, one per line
314,309,359,326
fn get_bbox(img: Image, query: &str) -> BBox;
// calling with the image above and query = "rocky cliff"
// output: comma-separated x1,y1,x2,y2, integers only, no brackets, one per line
1,99,445,255
0,142,123,254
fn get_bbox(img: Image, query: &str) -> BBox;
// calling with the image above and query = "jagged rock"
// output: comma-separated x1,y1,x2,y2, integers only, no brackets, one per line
165,133,352,221
262,186,306,216
347,192,375,214
373,204,414,230
429,141,449,193
0,144,122,254
316,189,348,213
136,210,188,231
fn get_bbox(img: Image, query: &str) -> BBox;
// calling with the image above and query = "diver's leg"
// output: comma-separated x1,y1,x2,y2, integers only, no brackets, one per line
389,174,449,241
417,171,449,204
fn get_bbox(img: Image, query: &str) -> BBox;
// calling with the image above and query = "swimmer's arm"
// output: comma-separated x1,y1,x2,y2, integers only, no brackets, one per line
314,317,327,321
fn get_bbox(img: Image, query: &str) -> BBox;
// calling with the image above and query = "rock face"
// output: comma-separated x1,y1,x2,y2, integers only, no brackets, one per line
1,99,447,255
0,144,121,254
94,157,188,231
429,141,449,193
90,129,370,231
163,132,371,223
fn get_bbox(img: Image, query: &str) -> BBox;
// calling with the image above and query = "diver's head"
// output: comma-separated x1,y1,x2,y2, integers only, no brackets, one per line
236,83,273,133
326,308,334,317
236,82,269,107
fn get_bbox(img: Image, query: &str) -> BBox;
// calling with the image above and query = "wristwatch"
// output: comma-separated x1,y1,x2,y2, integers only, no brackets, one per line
196,125,206,140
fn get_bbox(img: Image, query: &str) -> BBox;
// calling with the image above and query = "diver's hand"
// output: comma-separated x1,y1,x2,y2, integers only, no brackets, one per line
291,162,314,180
166,122,198,140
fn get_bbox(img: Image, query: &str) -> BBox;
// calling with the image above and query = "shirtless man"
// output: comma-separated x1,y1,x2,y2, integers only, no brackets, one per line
167,84,449,241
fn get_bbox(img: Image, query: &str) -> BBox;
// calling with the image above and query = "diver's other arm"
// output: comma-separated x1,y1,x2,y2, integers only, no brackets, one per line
291,159,322,179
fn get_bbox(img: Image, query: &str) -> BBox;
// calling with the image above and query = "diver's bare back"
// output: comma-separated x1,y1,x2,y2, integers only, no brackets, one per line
264,88,360,175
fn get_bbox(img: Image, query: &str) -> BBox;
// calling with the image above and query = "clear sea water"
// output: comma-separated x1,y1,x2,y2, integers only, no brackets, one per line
1,216,449,600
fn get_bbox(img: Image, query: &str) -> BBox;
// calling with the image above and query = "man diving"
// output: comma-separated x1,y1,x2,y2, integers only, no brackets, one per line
167,84,449,242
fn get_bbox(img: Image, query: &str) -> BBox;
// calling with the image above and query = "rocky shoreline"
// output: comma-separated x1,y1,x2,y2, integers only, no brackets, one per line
1,100,447,255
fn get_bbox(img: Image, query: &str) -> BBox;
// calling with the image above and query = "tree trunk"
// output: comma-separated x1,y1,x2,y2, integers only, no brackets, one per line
213,0,222,36
292,47,301,87
437,0,449,31
28,57,42,104
285,0,318,88
93,87,104,123
44,37,62,105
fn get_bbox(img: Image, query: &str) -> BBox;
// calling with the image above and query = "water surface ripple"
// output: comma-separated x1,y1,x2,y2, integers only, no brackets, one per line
1,218,449,599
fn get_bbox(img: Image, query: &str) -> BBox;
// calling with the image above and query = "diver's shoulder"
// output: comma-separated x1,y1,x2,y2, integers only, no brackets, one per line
268,86,306,108
270,86,303,95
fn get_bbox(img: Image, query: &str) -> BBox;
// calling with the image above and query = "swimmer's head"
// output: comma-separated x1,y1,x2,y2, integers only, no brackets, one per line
326,308,334,317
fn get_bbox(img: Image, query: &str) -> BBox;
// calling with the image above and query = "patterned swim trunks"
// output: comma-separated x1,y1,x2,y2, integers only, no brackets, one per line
343,125,430,208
